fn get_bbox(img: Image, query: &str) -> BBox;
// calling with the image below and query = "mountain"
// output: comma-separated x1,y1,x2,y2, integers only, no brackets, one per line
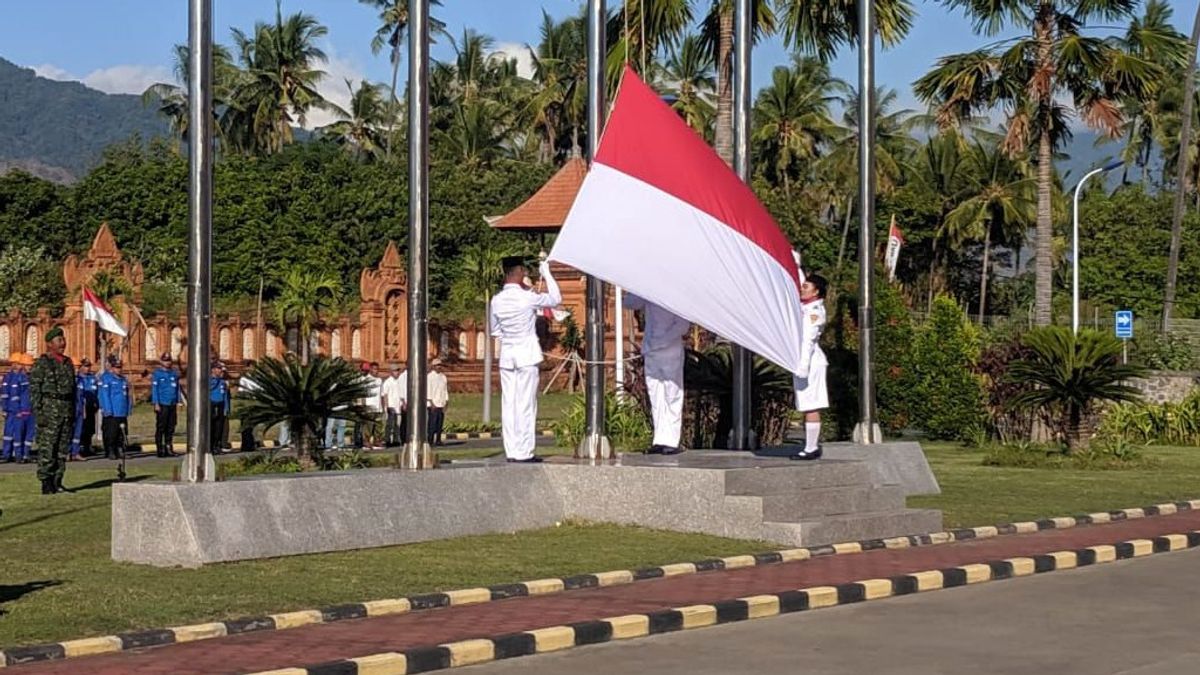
0,57,169,182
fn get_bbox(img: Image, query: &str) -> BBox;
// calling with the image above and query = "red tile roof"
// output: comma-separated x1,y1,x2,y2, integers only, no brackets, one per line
490,157,587,232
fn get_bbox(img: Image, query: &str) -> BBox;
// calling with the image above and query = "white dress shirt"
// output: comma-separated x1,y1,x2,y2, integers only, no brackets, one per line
363,375,384,412
428,371,449,408
381,374,405,412
489,262,561,369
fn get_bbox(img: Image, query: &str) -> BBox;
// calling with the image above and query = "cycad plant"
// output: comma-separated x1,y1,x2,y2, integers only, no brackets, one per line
236,355,371,466
684,344,794,447
1007,327,1146,452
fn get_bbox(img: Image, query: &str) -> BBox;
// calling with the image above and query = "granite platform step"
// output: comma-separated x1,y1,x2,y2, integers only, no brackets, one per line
760,484,907,521
722,461,874,496
761,508,944,548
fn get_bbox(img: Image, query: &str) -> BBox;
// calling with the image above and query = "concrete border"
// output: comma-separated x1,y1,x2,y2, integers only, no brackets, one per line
3,498,1196,668
262,529,1200,675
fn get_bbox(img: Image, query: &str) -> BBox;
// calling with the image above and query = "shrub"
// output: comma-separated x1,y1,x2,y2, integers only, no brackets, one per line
553,392,652,451
980,438,1156,471
908,296,986,440
977,332,1037,443
1131,331,1200,371
680,344,794,448
1097,390,1200,446
1007,327,1146,452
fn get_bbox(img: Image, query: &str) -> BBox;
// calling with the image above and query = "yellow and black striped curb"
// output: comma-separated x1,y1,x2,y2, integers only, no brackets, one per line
260,530,1200,675
2,498,1196,668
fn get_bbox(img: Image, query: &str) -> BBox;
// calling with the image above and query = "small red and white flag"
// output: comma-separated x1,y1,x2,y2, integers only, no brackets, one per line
82,287,128,337
884,216,904,281
551,67,805,373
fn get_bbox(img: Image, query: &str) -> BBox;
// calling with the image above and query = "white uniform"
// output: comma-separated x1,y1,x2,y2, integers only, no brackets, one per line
490,262,561,460
625,292,690,448
793,298,829,412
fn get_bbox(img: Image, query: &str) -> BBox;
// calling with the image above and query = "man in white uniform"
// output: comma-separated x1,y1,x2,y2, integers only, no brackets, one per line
380,363,405,447
624,292,690,454
791,273,829,461
490,254,561,462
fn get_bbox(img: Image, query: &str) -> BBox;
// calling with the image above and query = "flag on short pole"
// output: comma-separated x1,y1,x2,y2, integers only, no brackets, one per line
82,287,128,337
884,216,904,281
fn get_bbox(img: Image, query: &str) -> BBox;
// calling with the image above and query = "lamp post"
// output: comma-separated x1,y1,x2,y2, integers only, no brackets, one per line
1071,160,1122,334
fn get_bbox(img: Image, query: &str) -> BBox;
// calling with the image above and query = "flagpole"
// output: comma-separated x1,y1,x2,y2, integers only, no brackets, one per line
185,0,214,482
854,0,881,445
578,0,611,461
728,0,755,451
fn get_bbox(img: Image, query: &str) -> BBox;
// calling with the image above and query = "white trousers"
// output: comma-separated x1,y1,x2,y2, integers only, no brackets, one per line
644,345,685,448
500,365,539,459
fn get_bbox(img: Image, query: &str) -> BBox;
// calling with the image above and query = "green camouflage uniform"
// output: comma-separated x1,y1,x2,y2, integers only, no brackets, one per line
30,354,76,486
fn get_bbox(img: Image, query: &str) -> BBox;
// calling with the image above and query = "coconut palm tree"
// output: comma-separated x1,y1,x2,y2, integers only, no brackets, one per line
699,0,775,164
319,79,390,159
661,34,717,139
607,0,694,83
142,43,239,152
528,9,587,161
752,57,840,193
273,268,342,365
1166,3,1200,328
358,0,445,160
914,0,1168,327
776,0,915,63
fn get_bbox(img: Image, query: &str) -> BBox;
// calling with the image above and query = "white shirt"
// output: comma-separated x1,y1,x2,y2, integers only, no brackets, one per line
363,374,384,412
624,292,690,356
489,262,561,369
428,370,449,408
381,374,405,412
799,299,828,376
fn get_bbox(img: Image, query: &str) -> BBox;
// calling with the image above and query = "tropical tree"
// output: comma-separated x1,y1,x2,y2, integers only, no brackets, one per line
273,268,342,365
528,8,587,161
236,355,371,465
942,136,1036,322
141,43,239,152
776,0,916,63
607,0,694,82
752,57,840,192
319,79,390,159
915,0,1169,326
661,34,717,138
699,0,775,164
358,0,445,159
1166,4,1200,328
450,241,518,422
227,4,329,154
1008,327,1145,452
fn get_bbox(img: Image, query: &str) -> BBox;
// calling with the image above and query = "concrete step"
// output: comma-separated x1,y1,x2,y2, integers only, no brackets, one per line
760,484,907,521
723,461,873,496
761,508,943,548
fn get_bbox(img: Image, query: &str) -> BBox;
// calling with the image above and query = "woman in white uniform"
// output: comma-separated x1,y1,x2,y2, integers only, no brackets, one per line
791,273,829,461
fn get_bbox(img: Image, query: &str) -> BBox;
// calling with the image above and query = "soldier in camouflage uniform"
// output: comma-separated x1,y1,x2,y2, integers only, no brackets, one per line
29,327,76,495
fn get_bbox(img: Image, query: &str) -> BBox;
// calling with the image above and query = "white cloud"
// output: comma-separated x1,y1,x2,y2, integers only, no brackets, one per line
304,48,371,130
492,42,535,80
28,62,171,95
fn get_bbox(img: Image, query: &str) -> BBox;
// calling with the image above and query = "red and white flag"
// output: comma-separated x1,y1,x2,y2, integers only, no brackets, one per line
551,67,805,373
82,287,128,337
884,216,904,281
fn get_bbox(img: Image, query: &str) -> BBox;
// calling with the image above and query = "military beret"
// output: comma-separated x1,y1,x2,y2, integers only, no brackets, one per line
45,326,64,343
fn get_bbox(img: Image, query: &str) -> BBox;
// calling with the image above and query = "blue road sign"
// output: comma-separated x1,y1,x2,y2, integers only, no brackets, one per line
1115,310,1134,339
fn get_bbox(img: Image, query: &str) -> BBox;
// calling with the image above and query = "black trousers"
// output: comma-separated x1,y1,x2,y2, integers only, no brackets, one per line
80,403,97,455
428,407,445,445
384,411,400,447
102,416,127,459
154,404,177,456
241,423,257,453
210,404,226,454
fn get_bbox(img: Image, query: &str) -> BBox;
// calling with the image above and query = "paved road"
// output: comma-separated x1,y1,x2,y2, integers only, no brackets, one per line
464,547,1200,675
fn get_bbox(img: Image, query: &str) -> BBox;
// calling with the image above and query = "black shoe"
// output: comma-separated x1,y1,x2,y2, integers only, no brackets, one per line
40,479,53,495
645,445,665,455
506,456,545,463
789,446,823,461
660,446,685,456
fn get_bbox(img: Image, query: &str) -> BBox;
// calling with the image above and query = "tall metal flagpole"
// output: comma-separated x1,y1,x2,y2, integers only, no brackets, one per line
577,0,612,460
728,0,755,451
184,0,213,482
403,0,433,469
854,0,881,444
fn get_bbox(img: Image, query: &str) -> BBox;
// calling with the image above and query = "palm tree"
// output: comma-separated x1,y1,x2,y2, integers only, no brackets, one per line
358,0,445,160
777,0,916,63
142,43,239,152
915,0,1167,327
912,130,971,308
1167,4,1200,328
607,0,694,82
751,57,839,192
528,9,587,161
1008,327,1145,452
237,356,371,465
943,137,1036,323
228,3,329,154
699,0,775,165
319,79,390,159
662,34,717,138
273,268,342,365
451,241,518,423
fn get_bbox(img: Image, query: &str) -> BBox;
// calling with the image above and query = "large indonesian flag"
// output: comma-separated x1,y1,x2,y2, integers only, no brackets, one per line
550,67,805,374
82,287,128,337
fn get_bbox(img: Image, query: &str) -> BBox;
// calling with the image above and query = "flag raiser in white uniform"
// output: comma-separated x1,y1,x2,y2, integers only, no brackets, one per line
625,292,690,449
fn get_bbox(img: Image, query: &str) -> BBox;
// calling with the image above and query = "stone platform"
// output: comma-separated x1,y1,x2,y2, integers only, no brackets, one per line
112,449,941,568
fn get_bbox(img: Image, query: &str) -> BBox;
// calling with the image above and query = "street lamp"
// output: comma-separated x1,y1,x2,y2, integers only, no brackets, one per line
1071,160,1122,334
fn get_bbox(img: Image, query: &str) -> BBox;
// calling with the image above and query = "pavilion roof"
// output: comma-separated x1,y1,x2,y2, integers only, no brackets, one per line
488,157,587,232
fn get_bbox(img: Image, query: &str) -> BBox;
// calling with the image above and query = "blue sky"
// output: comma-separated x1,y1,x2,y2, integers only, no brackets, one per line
2,0,1197,128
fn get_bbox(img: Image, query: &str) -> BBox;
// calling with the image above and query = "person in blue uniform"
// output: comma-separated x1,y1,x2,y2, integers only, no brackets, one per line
150,353,183,457
70,357,99,460
2,353,35,463
98,357,133,460
209,362,231,455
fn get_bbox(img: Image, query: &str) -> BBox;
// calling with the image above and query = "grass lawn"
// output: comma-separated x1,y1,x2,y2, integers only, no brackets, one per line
1,442,1198,647
913,442,1200,528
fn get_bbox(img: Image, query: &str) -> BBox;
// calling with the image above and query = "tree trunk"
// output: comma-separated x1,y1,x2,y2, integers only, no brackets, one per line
714,8,734,166
1165,5,1200,330
926,242,939,313
1033,12,1055,327
1064,404,1092,454
385,39,402,161
978,224,992,325
836,196,853,273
